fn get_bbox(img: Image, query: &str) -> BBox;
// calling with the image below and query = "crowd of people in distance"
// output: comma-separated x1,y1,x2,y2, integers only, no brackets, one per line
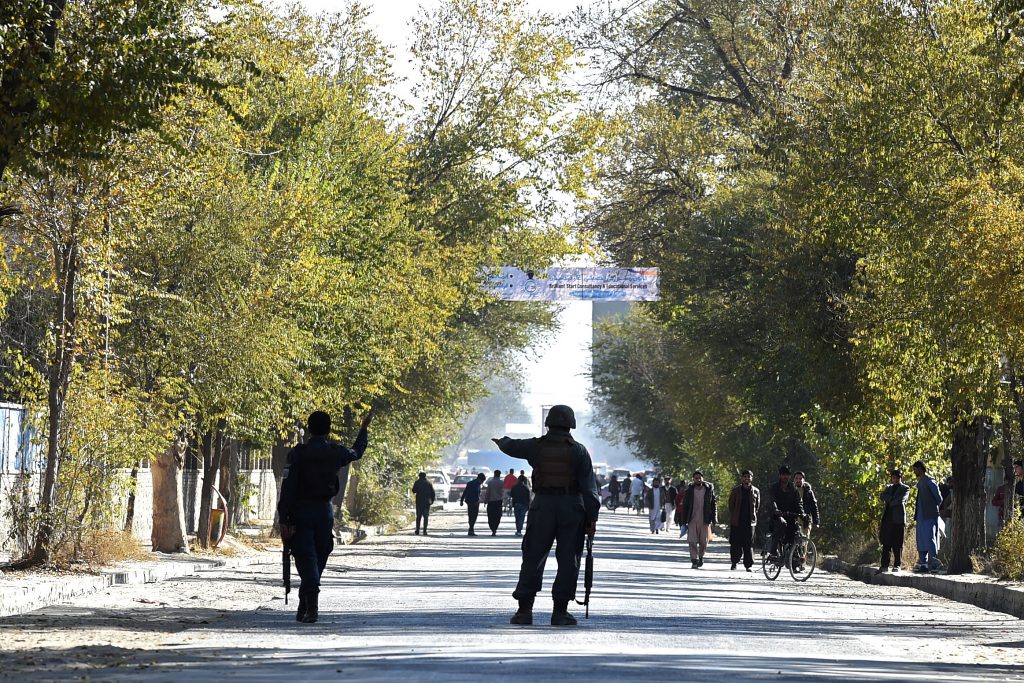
600,466,820,570
412,457,1024,576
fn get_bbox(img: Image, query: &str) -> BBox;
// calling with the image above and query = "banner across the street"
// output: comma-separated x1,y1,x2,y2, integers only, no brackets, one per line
487,267,660,302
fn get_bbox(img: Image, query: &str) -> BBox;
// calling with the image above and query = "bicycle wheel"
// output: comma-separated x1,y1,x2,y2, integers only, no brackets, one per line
762,551,781,581
788,538,817,582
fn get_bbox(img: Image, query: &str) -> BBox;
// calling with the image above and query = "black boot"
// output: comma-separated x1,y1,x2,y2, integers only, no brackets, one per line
510,597,533,625
551,600,577,626
299,592,318,624
295,593,308,622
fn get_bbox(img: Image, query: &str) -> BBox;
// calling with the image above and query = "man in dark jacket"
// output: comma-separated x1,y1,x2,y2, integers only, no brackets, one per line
877,468,910,573
493,404,600,627
278,409,372,624
728,470,760,571
792,471,820,532
767,465,804,558
460,472,486,536
511,475,532,536
607,476,621,511
412,472,436,536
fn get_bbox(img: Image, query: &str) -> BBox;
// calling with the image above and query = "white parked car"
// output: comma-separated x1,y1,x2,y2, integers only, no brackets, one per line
426,470,451,503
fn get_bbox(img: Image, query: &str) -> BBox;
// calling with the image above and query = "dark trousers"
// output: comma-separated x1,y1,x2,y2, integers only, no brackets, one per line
729,524,754,568
514,503,529,533
466,502,480,531
769,516,797,555
415,502,431,532
513,494,585,603
487,500,503,533
291,500,334,596
880,523,905,569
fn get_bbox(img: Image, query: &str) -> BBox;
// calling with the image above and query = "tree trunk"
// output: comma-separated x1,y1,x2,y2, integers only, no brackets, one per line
152,440,189,553
196,420,226,549
28,239,79,566
123,462,140,533
947,415,991,574
196,427,214,549
220,438,235,531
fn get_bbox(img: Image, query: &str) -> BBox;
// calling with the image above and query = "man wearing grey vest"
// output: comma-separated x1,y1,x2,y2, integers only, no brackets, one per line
493,405,600,626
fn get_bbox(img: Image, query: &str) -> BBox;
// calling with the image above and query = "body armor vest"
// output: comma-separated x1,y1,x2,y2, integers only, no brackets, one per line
295,443,341,501
532,435,575,490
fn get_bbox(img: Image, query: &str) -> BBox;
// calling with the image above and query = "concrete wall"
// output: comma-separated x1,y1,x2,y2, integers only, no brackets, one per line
0,467,277,555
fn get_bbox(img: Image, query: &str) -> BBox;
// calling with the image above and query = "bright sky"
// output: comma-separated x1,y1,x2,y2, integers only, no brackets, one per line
296,0,627,455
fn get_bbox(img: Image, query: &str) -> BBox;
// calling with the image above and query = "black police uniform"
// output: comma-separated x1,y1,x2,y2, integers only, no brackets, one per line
494,415,600,616
278,428,368,605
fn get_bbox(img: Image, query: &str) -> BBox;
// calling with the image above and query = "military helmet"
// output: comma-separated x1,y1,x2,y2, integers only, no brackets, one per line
545,405,576,430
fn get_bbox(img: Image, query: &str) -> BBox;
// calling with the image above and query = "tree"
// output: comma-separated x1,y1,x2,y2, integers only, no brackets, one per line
0,0,212,202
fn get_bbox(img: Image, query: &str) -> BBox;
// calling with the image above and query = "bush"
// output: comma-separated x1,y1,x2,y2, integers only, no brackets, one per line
51,530,148,568
992,518,1024,581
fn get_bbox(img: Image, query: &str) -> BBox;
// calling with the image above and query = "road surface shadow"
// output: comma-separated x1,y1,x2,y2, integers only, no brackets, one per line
1,645,1022,682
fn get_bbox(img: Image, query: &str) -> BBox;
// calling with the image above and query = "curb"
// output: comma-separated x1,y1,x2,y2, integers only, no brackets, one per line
823,557,1024,620
0,553,276,618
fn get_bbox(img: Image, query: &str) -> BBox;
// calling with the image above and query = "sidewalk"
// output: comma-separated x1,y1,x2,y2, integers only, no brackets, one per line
824,557,1024,620
0,546,277,618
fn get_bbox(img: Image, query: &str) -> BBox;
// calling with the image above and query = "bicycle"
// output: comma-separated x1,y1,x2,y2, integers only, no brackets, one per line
603,494,619,511
762,519,817,582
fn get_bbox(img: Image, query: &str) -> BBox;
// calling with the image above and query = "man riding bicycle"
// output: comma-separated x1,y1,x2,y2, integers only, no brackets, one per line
767,465,805,560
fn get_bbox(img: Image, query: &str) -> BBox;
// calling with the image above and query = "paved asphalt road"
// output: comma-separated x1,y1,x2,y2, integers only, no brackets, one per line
2,506,1023,682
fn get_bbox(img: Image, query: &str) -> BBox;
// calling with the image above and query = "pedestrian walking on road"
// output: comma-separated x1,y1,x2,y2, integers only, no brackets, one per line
412,472,436,536
663,476,677,531
646,477,668,533
503,468,518,515
511,474,532,535
630,473,645,512
460,472,486,536
727,470,759,571
877,468,910,574
679,471,717,568
278,409,373,624
493,404,600,626
911,461,944,573
485,470,506,535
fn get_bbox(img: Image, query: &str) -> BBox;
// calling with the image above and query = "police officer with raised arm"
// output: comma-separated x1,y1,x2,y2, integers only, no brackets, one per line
492,404,600,626
278,409,372,623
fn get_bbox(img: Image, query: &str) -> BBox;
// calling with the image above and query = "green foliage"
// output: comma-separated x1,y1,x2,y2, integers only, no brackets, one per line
584,0,1024,556
0,0,213,183
1,0,590,558
993,518,1024,581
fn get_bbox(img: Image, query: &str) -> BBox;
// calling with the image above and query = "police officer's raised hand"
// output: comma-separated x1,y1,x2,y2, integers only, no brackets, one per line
359,409,375,431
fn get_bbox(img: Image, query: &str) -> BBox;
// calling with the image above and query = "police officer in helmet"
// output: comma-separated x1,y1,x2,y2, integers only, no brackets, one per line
278,409,372,623
492,404,600,626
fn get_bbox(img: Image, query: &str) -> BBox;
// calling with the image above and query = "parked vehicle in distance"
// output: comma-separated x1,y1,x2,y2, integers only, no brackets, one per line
425,470,450,503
